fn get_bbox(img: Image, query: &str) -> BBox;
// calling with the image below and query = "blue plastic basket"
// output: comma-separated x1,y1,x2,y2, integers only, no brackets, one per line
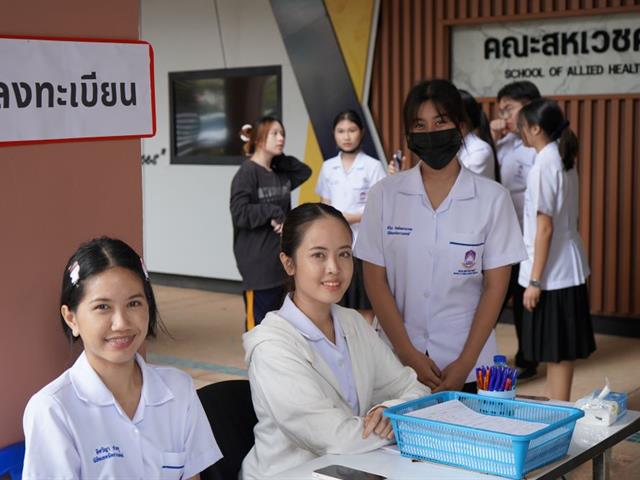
384,392,584,479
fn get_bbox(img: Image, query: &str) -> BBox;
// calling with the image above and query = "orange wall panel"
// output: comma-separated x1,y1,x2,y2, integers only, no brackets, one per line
0,0,142,446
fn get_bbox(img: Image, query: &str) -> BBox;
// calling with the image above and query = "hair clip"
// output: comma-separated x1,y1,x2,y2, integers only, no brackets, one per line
140,257,150,281
68,261,80,286
240,123,252,142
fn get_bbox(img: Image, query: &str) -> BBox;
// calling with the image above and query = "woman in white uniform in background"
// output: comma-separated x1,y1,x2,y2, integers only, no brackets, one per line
316,110,387,323
490,81,542,380
356,79,527,392
458,89,498,181
23,237,222,479
241,203,428,479
517,99,596,401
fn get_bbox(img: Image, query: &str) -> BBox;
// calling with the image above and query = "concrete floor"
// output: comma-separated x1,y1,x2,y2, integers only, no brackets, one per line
147,284,640,479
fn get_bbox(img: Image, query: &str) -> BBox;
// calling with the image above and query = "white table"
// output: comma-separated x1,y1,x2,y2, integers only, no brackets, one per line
278,410,640,479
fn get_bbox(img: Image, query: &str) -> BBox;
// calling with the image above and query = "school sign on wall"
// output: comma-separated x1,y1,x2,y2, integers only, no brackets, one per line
0,36,155,146
452,13,640,97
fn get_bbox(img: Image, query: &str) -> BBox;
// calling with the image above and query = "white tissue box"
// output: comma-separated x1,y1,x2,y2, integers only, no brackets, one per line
574,397,619,426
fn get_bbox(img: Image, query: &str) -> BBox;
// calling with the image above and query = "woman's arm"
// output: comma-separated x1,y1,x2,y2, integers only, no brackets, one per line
523,213,553,311
434,265,511,392
363,261,442,390
272,155,312,190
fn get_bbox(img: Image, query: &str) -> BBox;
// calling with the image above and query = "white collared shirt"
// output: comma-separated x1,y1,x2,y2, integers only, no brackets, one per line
278,294,359,414
316,151,387,243
458,132,495,180
497,132,537,228
355,164,527,382
518,141,590,290
23,352,222,480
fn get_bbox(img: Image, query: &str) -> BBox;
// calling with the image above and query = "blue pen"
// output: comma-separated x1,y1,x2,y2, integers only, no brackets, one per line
496,367,504,391
512,370,517,389
489,366,497,391
501,368,509,391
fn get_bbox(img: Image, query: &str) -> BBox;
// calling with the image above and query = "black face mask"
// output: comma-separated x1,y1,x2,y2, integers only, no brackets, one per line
406,128,463,170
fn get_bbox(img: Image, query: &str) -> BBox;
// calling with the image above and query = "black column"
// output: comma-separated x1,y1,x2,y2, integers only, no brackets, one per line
270,0,377,159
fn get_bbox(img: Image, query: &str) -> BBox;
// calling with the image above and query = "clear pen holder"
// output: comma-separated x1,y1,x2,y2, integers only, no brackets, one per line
477,388,516,399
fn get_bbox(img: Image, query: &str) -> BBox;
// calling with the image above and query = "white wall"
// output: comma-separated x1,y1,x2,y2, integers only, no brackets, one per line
140,0,309,280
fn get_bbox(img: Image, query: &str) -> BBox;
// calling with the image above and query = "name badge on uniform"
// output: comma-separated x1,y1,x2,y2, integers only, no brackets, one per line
386,225,413,236
92,445,124,464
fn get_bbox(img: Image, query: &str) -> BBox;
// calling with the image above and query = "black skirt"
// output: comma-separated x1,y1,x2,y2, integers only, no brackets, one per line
339,258,372,310
521,283,596,363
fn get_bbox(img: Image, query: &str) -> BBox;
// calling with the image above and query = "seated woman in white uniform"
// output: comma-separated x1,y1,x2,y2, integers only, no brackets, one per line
241,203,429,479
22,237,222,479
356,79,527,393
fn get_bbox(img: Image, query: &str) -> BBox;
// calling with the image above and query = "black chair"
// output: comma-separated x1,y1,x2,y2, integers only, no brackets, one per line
197,380,258,480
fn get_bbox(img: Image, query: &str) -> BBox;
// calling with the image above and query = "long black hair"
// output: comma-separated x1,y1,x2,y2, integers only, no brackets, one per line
60,237,159,341
459,89,501,182
518,98,577,171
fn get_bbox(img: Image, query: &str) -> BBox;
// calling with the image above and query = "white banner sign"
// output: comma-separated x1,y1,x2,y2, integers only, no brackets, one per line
452,13,640,97
0,36,155,145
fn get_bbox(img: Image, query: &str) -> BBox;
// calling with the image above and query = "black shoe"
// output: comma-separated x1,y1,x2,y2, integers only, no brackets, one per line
516,366,538,381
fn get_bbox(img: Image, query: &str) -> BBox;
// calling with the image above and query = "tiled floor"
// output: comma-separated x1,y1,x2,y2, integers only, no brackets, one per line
147,284,640,479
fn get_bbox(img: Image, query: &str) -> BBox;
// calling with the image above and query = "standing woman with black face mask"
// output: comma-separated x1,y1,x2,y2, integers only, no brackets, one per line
356,79,527,393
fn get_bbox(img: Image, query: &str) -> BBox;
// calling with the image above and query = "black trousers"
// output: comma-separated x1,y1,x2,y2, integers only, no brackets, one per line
502,264,538,370
242,285,284,331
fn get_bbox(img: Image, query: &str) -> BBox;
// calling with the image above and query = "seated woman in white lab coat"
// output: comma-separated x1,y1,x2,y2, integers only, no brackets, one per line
22,237,222,480
241,203,429,479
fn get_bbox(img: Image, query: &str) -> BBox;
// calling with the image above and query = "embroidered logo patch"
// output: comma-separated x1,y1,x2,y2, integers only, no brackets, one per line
462,249,476,269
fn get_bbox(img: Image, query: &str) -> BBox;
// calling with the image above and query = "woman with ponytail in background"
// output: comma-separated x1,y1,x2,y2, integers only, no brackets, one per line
230,117,311,330
458,90,500,182
517,99,595,401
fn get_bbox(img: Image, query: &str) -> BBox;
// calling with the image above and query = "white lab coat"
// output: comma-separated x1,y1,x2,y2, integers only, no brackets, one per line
241,305,429,479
